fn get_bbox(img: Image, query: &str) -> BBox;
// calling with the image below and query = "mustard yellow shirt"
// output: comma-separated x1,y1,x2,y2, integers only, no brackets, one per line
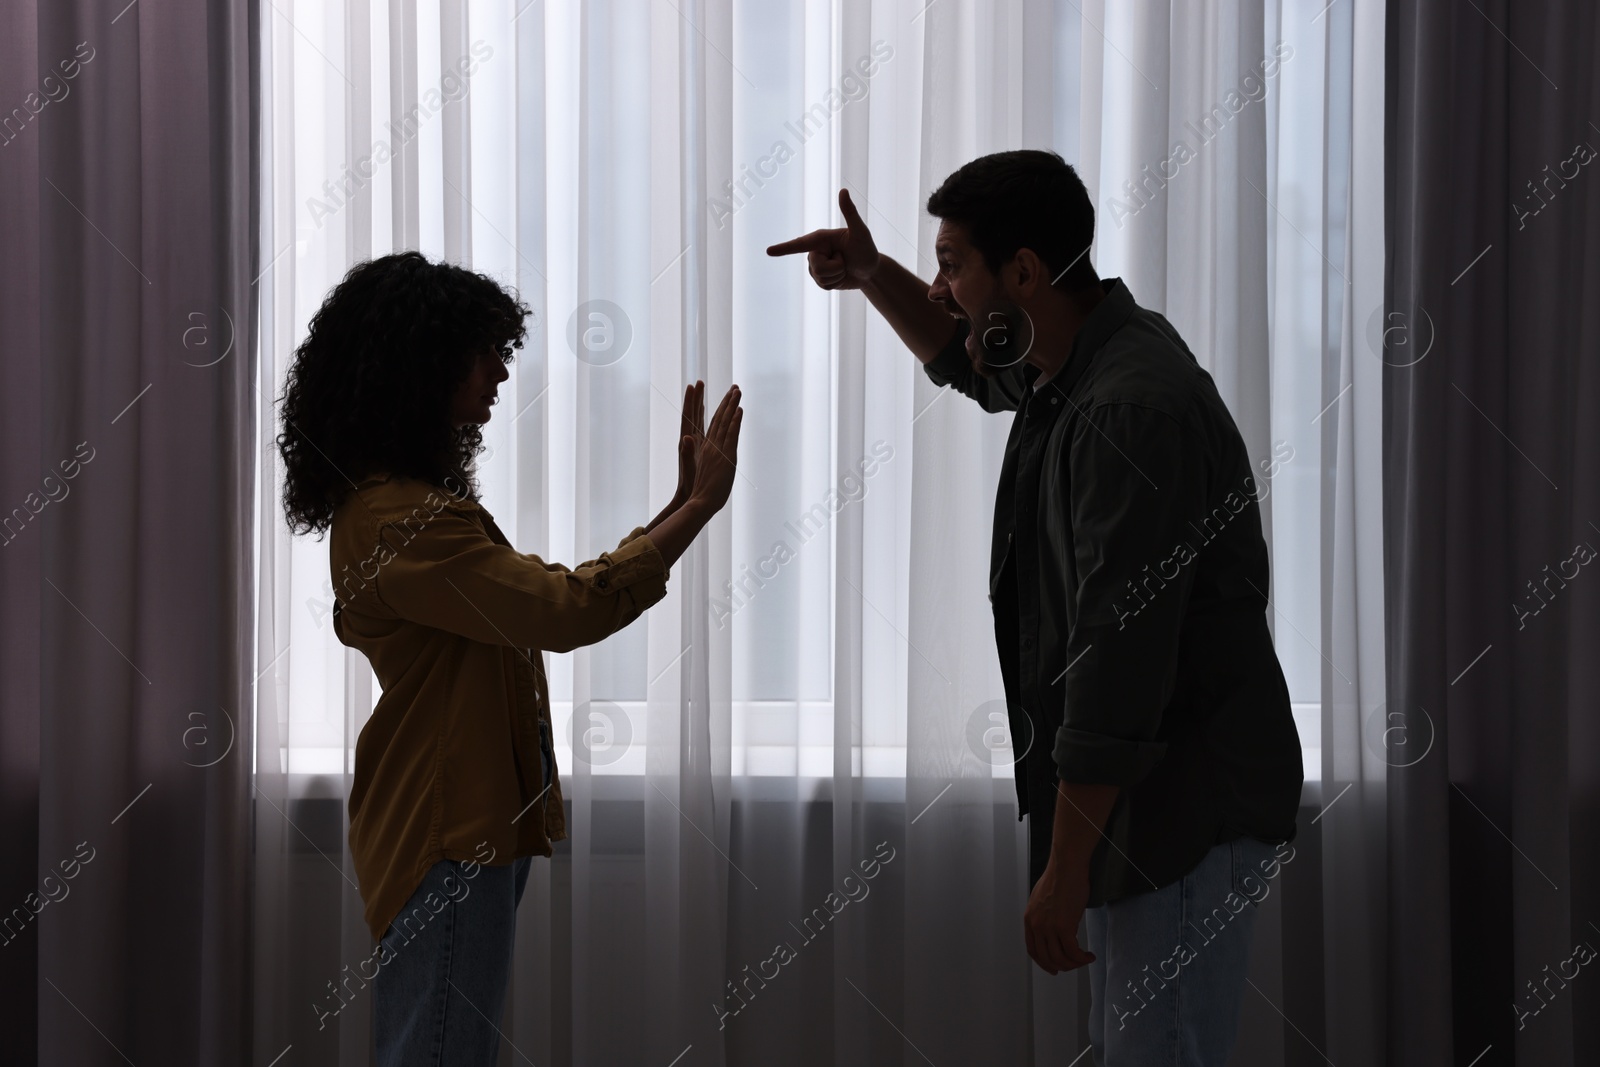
328,472,670,943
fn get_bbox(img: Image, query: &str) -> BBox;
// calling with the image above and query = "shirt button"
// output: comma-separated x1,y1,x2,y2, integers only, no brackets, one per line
596,577,609,590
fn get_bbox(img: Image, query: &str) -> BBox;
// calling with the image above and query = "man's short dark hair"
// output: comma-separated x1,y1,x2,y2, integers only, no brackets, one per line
926,149,1098,292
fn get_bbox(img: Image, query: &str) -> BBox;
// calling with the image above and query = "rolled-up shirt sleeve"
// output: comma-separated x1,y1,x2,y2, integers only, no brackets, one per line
1052,402,1207,786
372,505,670,653
921,319,1031,414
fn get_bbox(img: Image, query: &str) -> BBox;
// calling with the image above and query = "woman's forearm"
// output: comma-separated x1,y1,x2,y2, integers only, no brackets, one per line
644,494,685,537
646,498,712,569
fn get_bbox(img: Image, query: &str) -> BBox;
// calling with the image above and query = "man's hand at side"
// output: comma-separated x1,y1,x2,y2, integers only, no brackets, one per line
1024,780,1120,974
1024,861,1094,975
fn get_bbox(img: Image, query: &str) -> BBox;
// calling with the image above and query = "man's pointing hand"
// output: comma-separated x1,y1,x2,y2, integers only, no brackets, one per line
766,187,881,290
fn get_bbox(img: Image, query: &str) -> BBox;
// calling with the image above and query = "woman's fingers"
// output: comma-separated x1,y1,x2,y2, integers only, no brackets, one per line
681,387,740,510
681,380,707,445
708,385,739,438
702,387,741,469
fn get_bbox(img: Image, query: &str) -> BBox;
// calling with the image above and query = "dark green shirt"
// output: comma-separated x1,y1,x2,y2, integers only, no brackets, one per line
923,277,1303,905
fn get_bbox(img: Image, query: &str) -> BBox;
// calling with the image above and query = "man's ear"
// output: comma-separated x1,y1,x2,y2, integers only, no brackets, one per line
1009,247,1046,298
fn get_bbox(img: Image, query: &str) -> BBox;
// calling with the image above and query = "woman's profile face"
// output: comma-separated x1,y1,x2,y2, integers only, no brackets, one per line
450,346,511,428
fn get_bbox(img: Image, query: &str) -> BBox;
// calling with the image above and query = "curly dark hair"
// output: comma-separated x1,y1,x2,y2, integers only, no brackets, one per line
276,251,532,536
926,149,1099,292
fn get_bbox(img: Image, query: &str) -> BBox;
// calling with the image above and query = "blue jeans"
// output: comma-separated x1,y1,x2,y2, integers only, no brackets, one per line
1085,836,1277,1066
372,733,549,1065
372,854,534,1066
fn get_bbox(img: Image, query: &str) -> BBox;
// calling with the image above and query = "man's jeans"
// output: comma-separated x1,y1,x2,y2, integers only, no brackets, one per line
372,741,550,1065
1085,836,1277,1066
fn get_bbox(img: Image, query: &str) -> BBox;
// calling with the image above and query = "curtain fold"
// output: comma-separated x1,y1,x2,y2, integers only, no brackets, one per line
1320,0,1390,1063
0,0,260,1062
902,0,1037,1062
1385,0,1600,1062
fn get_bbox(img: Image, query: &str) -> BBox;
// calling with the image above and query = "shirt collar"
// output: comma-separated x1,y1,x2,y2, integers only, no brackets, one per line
1025,276,1138,397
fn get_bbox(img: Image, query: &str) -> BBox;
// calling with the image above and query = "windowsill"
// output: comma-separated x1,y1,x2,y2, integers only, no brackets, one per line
272,700,1324,784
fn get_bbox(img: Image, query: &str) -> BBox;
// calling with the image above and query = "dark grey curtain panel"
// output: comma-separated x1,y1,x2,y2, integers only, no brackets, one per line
0,1,259,1063
1386,0,1599,1064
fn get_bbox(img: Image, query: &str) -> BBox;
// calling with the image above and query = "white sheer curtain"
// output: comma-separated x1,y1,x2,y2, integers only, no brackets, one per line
1322,0,1389,1060
253,1,1380,1063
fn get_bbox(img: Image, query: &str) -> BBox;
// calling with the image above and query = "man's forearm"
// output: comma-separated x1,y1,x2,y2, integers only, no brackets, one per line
1049,781,1121,871
859,254,962,365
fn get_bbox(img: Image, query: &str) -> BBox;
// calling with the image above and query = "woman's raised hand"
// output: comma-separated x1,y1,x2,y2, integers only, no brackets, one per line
644,383,741,569
671,380,706,508
687,385,742,515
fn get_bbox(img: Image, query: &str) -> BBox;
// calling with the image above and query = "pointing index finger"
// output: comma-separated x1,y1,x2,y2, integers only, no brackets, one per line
766,231,833,257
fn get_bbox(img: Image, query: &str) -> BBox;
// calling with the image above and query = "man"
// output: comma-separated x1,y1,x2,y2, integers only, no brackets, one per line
769,149,1303,1064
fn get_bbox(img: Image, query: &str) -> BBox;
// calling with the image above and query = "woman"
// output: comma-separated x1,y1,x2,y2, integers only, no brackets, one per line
277,250,741,1063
